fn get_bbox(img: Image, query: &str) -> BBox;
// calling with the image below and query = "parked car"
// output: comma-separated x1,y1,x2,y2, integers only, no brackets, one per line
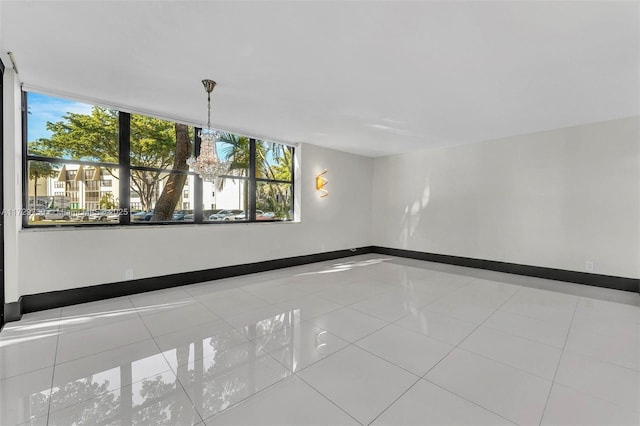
72,211,90,221
172,210,193,221
88,209,120,222
231,210,269,221
131,210,154,222
230,210,248,221
209,209,243,221
257,211,276,220
184,209,221,221
39,209,71,220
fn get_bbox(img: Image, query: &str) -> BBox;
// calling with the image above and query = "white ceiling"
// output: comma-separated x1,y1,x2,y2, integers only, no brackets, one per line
1,0,638,157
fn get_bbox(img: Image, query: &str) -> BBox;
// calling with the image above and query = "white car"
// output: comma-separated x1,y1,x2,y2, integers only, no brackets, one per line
88,209,121,221
39,209,71,220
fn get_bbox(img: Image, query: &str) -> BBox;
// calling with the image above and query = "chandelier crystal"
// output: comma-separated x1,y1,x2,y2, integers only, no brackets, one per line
187,79,229,182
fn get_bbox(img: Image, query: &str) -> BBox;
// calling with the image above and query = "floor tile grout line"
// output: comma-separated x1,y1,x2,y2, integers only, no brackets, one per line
479,317,571,350
437,282,525,349
45,365,180,421
8,254,637,426
50,331,160,367
137,287,307,424
364,376,423,426
395,286,533,426
285,336,427,426
385,257,639,307
494,302,578,327
422,283,560,380
385,283,524,333
348,326,425,379
294,371,366,426
44,308,63,426
199,375,293,425
171,375,206,425
538,295,580,426
132,296,207,425
446,346,557,383
560,345,640,373
423,378,520,426
546,378,640,416
408,283,540,417
306,315,392,348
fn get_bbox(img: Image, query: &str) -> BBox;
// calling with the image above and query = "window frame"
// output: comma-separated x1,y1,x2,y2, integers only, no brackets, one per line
22,91,295,228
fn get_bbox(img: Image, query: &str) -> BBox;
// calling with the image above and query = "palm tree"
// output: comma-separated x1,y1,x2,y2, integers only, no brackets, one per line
28,161,57,216
256,144,292,218
217,135,293,219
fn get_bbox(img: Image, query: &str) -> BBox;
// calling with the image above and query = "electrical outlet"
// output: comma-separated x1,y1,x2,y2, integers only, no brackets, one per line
585,261,594,272
125,269,134,280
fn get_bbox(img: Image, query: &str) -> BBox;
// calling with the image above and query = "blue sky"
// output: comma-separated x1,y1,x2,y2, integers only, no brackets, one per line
27,92,93,141
26,92,287,166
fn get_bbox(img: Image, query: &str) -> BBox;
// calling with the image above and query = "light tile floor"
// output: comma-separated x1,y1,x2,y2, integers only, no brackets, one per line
1,254,638,426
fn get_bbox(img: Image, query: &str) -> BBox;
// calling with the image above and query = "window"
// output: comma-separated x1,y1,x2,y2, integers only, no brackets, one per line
255,140,293,221
24,92,295,227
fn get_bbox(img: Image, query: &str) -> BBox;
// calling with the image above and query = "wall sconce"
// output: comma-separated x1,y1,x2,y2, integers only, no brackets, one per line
316,169,328,198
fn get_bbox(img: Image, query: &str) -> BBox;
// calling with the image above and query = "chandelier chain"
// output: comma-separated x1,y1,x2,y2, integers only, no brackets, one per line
207,90,211,130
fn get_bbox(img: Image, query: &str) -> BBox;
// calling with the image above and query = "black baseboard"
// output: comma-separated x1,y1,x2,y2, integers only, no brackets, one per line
4,302,21,322
372,247,639,293
4,245,638,323
17,247,373,315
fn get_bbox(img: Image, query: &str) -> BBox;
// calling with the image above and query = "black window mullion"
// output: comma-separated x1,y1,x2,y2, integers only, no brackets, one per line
118,112,130,225
21,91,28,229
289,146,295,221
22,89,295,228
255,178,291,184
249,139,257,221
26,155,119,169
128,165,193,175
193,128,203,223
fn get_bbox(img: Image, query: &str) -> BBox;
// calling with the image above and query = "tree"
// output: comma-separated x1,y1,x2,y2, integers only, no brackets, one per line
219,132,251,176
256,144,292,218
150,124,191,221
129,114,180,210
99,192,118,209
27,141,59,213
218,135,292,218
39,107,179,211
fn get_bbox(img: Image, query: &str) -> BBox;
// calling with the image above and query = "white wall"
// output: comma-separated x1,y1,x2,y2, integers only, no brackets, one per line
4,74,639,302
7,138,373,299
373,117,640,279
3,69,22,303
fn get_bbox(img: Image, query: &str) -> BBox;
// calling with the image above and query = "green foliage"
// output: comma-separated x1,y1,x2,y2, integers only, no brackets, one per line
44,107,119,162
28,141,59,181
99,192,118,209
256,145,292,218
270,147,292,181
219,132,250,176
130,114,177,169
28,160,56,182
27,156,57,211
34,107,184,210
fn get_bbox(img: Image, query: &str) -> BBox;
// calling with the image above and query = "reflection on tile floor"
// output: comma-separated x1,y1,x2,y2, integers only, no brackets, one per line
1,254,639,425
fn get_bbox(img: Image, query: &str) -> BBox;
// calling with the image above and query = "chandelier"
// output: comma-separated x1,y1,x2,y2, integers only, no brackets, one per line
187,79,230,182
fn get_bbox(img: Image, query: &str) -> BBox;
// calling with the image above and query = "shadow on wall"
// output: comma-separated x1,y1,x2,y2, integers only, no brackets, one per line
399,179,431,249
